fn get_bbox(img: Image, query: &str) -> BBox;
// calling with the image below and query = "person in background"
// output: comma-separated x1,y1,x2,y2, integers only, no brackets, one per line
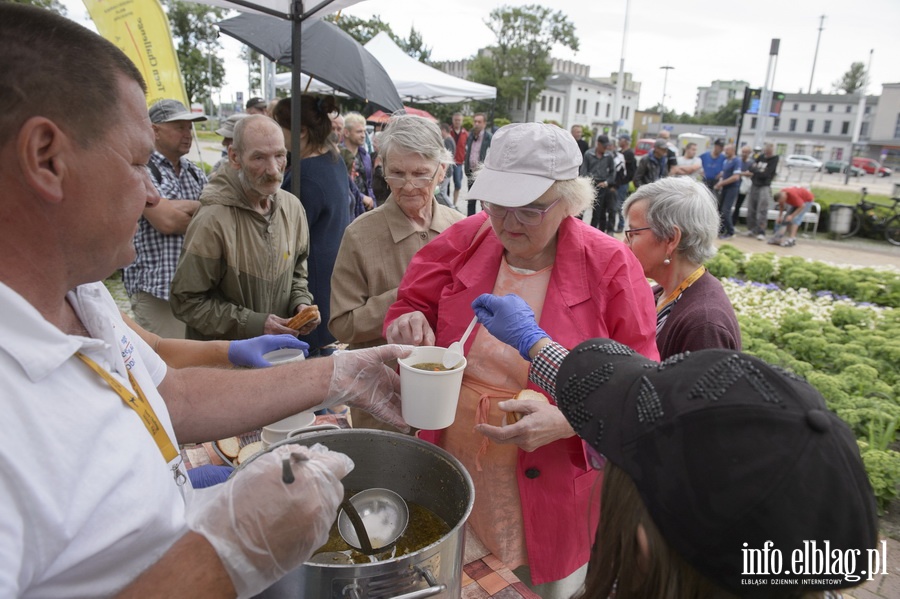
370,130,391,205
580,134,616,234
0,6,412,596
277,95,350,356
331,112,344,144
656,129,679,171
613,133,636,232
571,124,589,156
745,142,779,240
622,177,740,358
732,144,755,227
438,122,457,207
343,112,376,209
464,299,878,599
170,115,318,341
449,112,468,206
768,186,815,248
245,96,268,115
633,138,669,188
123,98,207,339
212,112,248,172
699,138,726,191
330,114,465,431
671,141,703,181
713,143,743,239
384,123,658,598
464,112,493,216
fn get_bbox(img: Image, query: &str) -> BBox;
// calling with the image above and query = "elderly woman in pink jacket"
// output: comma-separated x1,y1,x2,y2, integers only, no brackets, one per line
384,123,658,597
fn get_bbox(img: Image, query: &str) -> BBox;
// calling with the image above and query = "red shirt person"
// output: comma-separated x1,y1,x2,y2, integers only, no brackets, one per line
770,186,814,247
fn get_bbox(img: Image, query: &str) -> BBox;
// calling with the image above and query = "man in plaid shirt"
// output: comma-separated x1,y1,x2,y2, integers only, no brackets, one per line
123,99,207,338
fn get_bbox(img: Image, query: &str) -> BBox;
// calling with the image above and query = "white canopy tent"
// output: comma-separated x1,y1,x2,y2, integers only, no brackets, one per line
275,32,497,104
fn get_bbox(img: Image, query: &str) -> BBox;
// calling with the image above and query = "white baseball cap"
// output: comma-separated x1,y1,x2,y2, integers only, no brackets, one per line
468,123,583,207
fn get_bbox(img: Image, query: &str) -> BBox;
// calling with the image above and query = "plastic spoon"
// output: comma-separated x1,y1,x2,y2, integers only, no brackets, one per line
442,315,478,369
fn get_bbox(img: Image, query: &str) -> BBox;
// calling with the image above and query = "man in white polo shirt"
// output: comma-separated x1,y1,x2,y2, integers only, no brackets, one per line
0,6,410,597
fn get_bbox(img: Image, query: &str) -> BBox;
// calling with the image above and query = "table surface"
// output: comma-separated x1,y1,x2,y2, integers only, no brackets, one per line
182,415,540,599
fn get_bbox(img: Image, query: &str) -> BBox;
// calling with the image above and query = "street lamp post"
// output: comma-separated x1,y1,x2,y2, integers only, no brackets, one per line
521,76,535,123
659,65,674,122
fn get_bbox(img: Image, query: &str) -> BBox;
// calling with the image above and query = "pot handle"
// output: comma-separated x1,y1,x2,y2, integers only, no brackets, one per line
388,567,446,599
286,423,340,438
343,567,446,599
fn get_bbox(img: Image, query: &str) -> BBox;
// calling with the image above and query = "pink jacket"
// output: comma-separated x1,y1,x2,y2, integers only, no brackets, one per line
384,213,658,584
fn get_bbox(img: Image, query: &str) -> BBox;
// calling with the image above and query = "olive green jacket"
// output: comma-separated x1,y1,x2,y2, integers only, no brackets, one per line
170,166,312,340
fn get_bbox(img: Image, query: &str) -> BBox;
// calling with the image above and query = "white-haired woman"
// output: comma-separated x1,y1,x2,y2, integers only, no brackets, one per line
383,123,658,597
329,114,465,430
623,176,741,358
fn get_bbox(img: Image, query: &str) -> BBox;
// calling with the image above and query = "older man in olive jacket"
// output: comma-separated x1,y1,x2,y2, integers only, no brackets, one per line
170,116,319,340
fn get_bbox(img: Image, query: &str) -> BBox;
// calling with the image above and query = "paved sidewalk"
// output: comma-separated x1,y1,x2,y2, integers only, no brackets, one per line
846,537,900,599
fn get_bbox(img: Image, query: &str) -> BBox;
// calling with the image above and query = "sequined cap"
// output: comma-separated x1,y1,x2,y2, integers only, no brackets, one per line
556,338,878,597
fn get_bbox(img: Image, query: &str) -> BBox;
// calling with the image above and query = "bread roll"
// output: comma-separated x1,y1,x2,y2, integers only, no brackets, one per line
505,389,549,425
286,305,319,330
216,437,240,459
236,441,264,465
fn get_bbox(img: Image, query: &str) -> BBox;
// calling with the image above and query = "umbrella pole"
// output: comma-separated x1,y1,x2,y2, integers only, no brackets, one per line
290,1,302,200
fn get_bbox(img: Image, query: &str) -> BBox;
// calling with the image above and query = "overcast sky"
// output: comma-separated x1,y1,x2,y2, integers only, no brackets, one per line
62,0,899,116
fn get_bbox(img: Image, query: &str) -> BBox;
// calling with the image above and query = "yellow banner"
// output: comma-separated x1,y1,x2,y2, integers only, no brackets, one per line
82,0,188,107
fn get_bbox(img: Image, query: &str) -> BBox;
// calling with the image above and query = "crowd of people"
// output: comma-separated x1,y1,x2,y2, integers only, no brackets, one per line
0,6,877,599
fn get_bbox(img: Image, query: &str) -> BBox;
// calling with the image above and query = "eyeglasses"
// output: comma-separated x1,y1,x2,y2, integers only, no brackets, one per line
624,227,651,243
384,164,441,189
480,197,563,226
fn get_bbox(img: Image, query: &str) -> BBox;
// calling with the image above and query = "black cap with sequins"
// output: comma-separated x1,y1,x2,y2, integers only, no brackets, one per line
556,338,878,597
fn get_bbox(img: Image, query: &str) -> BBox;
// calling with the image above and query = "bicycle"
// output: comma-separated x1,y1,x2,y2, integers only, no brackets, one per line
835,187,900,246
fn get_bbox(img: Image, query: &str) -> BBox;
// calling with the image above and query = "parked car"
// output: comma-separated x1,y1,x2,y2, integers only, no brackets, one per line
823,160,865,176
852,157,893,177
634,138,655,158
784,154,823,170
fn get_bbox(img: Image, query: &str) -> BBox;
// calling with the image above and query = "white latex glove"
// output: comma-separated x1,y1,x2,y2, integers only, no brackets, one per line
324,344,412,431
186,444,353,598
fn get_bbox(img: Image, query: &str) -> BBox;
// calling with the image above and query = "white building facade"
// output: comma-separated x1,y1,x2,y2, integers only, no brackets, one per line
740,91,879,163
695,80,749,115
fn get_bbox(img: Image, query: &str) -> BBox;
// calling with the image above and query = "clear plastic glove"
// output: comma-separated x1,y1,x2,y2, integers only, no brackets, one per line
227,335,310,368
472,293,549,361
324,344,413,431
186,444,353,598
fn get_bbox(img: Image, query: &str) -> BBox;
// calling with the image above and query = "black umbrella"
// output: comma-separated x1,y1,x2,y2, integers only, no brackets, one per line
217,13,402,113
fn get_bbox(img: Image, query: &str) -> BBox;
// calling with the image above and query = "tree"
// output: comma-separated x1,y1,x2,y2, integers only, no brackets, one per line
834,62,867,94
469,4,578,119
8,0,66,15
710,98,742,126
328,14,431,63
398,26,431,63
162,0,226,105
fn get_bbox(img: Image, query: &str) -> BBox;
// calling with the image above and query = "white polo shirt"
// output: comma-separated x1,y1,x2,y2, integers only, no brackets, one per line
0,281,188,598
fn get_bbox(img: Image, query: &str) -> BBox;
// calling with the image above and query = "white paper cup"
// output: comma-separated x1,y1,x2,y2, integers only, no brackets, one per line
261,411,316,449
398,346,466,430
263,348,306,365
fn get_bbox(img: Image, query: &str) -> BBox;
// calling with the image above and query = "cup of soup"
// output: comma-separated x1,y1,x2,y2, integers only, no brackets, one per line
397,346,467,429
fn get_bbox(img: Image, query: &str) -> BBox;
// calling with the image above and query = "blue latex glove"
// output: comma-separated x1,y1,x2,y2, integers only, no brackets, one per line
471,293,549,361
228,335,310,368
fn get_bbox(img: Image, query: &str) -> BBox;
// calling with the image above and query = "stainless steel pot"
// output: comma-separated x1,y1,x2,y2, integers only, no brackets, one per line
248,429,474,599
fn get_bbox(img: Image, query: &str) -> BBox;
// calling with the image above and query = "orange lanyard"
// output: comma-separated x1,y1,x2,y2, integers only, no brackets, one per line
75,352,179,464
656,266,705,314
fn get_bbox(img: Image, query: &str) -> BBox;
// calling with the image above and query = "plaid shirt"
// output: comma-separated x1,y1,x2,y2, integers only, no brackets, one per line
529,341,569,399
123,151,207,300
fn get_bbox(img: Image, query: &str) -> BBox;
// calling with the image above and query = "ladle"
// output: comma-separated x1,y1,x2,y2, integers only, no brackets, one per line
441,315,478,369
337,488,409,555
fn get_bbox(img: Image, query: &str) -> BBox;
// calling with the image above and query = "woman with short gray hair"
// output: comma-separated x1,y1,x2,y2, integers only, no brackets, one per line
622,176,740,358
329,114,465,430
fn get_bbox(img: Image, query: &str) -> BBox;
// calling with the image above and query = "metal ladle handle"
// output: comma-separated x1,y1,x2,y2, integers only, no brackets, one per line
340,499,375,554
